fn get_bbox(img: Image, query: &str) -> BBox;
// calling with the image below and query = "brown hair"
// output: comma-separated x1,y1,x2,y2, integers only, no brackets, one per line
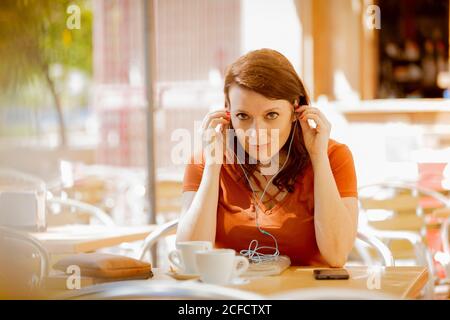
224,48,311,193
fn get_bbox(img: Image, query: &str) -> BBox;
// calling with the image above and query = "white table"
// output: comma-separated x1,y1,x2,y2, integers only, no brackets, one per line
46,266,429,299
31,224,157,254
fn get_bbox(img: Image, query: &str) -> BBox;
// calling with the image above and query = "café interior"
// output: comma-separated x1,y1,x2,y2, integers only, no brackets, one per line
0,0,450,300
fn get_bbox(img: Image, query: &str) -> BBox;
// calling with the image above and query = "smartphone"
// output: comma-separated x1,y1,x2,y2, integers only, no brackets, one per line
313,268,349,280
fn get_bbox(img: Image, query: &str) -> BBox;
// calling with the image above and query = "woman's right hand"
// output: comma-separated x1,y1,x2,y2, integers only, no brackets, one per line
200,109,230,166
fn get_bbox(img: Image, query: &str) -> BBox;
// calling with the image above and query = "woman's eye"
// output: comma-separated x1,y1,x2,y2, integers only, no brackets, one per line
236,113,249,120
266,112,279,120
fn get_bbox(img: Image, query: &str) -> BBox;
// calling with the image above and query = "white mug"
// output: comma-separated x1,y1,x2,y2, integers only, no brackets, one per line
195,249,249,285
168,241,212,274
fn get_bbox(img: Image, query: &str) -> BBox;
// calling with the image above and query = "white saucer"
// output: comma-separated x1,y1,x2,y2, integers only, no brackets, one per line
166,270,200,280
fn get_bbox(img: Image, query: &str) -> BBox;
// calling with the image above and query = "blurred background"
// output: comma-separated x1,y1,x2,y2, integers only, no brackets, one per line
0,0,450,298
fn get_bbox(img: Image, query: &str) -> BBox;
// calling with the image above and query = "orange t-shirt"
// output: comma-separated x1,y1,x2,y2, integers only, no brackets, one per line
182,138,358,266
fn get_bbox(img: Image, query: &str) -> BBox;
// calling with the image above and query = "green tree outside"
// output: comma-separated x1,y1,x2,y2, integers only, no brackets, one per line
0,0,93,147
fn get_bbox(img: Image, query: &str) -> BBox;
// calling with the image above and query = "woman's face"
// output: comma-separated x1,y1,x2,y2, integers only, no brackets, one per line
228,85,295,164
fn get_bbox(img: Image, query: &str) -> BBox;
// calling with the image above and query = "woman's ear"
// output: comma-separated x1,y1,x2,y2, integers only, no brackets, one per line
292,99,299,122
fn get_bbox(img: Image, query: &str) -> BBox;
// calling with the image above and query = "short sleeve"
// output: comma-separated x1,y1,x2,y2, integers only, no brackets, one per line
328,143,358,198
182,150,205,192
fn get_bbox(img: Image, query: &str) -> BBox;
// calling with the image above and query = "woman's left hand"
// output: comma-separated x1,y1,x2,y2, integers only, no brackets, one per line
295,105,331,162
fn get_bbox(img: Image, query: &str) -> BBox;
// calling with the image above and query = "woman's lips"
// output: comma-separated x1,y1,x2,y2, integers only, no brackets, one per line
246,140,271,152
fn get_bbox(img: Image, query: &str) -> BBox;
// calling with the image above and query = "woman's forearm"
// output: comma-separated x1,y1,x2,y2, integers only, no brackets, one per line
176,164,222,242
312,155,357,267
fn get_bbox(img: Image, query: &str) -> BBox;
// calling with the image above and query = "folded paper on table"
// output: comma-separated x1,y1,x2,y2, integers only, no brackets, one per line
53,253,153,279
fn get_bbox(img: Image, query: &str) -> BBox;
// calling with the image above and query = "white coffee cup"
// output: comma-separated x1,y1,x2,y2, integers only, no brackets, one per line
168,241,212,274
195,249,249,285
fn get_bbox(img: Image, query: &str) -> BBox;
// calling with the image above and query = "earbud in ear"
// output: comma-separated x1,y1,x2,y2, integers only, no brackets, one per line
293,100,299,122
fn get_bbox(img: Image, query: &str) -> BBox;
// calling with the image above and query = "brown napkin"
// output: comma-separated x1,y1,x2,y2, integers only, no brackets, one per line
53,253,153,279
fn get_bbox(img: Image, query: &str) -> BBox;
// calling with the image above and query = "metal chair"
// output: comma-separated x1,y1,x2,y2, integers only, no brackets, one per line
0,168,115,227
359,182,450,263
46,195,115,227
358,181,450,298
139,219,178,262
439,209,450,279
56,279,264,300
0,226,49,296
354,232,395,266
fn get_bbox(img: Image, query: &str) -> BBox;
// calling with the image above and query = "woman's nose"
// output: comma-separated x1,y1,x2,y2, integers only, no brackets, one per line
248,127,269,145
249,118,268,131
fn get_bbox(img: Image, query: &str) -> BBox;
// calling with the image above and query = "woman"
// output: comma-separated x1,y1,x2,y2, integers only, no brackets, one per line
177,49,358,267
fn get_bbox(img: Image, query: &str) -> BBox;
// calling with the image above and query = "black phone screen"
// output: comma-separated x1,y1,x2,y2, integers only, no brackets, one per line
313,268,350,280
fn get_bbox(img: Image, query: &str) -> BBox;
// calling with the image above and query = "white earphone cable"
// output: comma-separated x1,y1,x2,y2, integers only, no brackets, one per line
228,115,299,263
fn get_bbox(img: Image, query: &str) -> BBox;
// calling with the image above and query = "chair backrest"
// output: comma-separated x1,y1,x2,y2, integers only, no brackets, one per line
0,226,49,297
358,182,448,259
355,231,395,266
156,180,183,215
46,196,115,226
358,182,450,252
440,216,450,277
359,185,420,235
358,181,448,299
359,181,450,219
57,279,264,300
139,219,178,261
